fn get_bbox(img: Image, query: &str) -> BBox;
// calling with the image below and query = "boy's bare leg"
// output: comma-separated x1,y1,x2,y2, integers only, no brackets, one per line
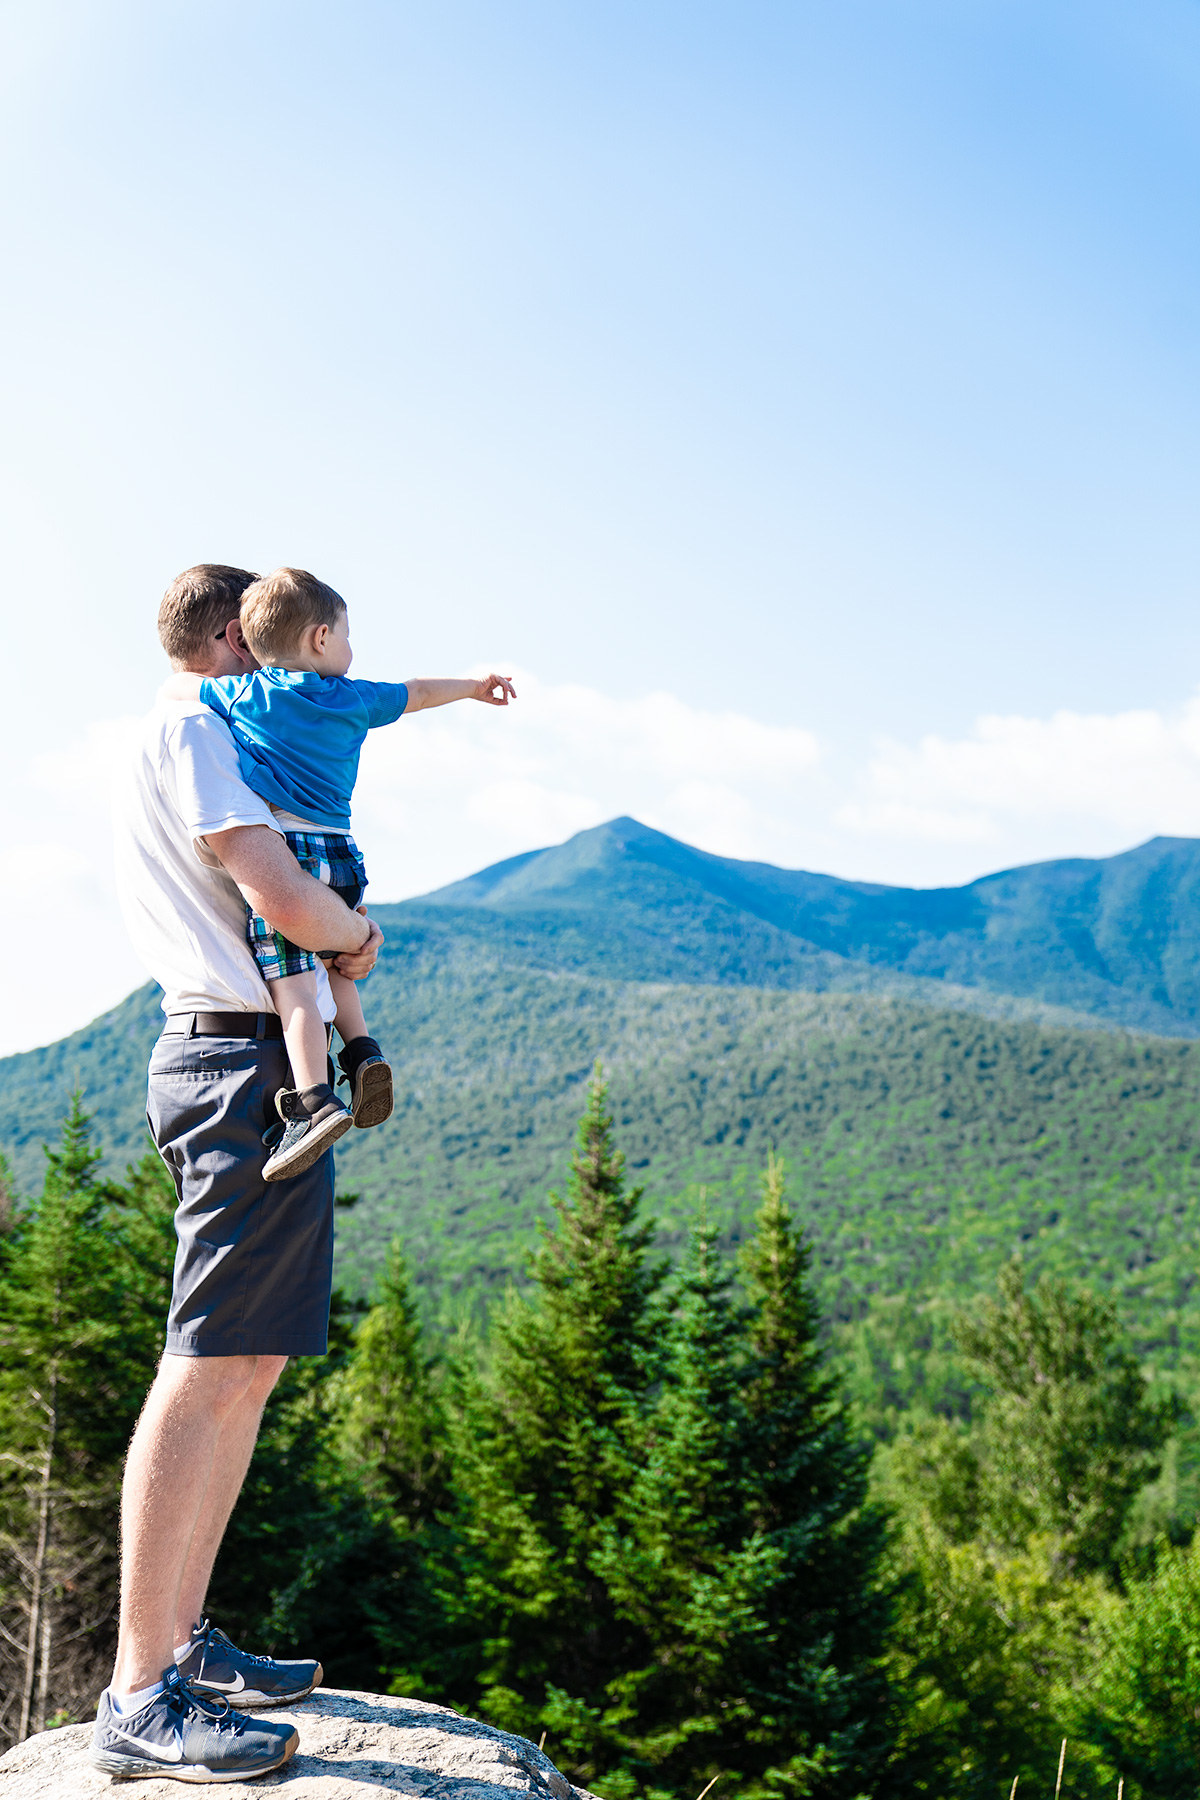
112,1353,285,1695
270,970,330,1091
328,970,368,1044
172,1356,287,1648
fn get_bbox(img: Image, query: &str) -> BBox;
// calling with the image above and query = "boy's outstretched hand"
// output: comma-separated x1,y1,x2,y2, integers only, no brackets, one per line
402,674,518,713
472,674,516,705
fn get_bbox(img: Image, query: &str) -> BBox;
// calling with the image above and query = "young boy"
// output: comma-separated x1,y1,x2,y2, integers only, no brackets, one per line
164,566,515,1180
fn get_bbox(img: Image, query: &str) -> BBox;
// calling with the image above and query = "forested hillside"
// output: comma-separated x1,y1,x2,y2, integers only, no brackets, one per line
6,821,1200,1790
4,1085,1199,1797
3,823,1200,1368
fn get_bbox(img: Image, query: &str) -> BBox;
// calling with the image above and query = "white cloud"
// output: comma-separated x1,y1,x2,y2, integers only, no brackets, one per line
841,698,1200,851
353,672,823,896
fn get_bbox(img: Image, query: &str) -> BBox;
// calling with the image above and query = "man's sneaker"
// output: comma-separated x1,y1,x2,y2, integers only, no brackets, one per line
178,1617,323,1710
262,1084,352,1181
90,1666,298,1782
337,1036,394,1128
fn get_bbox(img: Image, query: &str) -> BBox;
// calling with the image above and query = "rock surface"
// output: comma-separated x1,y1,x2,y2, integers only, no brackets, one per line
0,1687,595,1799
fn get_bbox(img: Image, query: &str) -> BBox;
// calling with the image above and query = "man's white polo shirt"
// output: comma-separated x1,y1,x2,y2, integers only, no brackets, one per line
113,698,337,1022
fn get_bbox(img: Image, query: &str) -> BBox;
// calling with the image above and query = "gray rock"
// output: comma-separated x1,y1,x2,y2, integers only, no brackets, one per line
0,1687,599,1799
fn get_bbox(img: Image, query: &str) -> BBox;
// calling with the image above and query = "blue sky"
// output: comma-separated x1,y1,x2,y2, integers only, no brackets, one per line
4,0,1200,1050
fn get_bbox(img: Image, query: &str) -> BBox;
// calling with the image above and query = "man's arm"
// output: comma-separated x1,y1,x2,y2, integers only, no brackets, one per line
205,825,376,958
403,673,516,713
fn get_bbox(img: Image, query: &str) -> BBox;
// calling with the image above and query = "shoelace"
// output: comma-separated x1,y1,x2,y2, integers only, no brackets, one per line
202,1627,279,1671
164,1670,245,1736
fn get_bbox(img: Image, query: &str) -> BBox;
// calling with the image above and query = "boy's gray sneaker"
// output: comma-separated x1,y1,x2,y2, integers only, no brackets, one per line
177,1617,323,1709
90,1666,299,1782
262,1083,352,1181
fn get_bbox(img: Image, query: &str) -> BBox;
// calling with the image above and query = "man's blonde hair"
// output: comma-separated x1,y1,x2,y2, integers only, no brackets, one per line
240,567,347,664
157,564,259,667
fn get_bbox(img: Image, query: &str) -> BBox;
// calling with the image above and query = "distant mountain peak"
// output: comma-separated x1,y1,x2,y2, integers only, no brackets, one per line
418,819,1200,1034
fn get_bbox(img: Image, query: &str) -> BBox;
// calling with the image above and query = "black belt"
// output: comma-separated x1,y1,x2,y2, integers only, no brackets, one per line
162,1012,284,1040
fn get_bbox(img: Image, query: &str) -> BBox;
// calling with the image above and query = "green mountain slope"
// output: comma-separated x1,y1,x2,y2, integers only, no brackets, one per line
5,819,1200,1376
430,817,1200,1033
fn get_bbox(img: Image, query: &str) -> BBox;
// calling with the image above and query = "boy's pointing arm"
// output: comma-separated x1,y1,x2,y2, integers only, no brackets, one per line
403,674,516,713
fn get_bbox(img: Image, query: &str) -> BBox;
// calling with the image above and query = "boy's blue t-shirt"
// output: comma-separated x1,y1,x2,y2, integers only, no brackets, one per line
198,668,409,830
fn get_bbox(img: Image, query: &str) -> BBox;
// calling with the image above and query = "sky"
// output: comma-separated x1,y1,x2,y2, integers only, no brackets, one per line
3,0,1200,1054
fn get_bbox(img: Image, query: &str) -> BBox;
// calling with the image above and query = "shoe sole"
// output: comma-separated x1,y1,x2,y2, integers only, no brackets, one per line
262,1111,353,1182
351,1059,393,1128
89,1727,298,1781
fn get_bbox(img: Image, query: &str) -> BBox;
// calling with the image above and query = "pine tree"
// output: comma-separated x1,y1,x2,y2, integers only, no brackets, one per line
0,1102,175,1746
736,1154,892,1794
595,1161,891,1799
451,1067,665,1741
592,1205,760,1789
334,1240,447,1523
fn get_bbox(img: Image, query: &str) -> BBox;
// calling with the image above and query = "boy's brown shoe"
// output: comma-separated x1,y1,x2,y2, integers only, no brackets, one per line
263,1084,352,1180
337,1036,394,1128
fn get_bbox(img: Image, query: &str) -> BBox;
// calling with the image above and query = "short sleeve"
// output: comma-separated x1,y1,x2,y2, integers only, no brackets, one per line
351,679,409,729
166,710,281,864
197,674,246,722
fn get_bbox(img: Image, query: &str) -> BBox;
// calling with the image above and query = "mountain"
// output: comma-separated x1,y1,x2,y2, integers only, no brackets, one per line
5,819,1200,1365
427,817,1200,1034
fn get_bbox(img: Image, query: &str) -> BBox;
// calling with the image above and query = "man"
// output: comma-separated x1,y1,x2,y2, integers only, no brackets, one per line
91,565,382,1782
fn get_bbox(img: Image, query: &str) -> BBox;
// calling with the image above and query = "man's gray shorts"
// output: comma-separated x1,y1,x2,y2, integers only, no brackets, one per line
147,1030,335,1357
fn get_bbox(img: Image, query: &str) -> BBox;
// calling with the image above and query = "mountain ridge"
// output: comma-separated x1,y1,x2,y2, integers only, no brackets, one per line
424,817,1200,1034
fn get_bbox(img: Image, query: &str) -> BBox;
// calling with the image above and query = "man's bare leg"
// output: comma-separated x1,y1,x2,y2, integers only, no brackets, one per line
172,1356,287,1650
112,1353,284,1695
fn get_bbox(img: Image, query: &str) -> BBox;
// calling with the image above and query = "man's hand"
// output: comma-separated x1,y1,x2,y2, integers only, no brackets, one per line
205,825,371,955
470,673,516,705
331,910,383,980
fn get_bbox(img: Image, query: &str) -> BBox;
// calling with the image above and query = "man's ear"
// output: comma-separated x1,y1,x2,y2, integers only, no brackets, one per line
226,618,260,670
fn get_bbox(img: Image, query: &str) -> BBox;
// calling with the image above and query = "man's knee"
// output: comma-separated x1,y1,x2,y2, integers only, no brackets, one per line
157,1352,271,1418
245,1354,288,1406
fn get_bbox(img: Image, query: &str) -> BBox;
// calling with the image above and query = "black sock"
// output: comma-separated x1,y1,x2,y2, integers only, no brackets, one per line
338,1036,383,1081
297,1083,336,1115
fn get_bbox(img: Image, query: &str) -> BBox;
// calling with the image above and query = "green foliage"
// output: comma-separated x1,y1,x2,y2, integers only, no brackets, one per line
953,1259,1177,1571
332,1241,447,1522
1069,1535,1200,1797
0,1100,175,1743
449,1070,665,1737
3,1076,1198,1799
450,1108,890,1799
12,889,1200,1400
874,1258,1180,1796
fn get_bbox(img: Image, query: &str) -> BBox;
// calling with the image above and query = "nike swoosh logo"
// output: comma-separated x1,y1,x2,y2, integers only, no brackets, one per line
121,1731,184,1763
199,1673,245,1693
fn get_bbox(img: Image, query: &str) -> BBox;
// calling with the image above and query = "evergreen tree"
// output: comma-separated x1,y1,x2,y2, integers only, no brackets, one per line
737,1156,892,1792
595,1162,891,1800
450,1068,665,1737
0,1103,175,1746
334,1240,447,1523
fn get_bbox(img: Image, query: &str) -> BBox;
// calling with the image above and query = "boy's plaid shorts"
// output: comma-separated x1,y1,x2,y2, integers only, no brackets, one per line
246,830,369,984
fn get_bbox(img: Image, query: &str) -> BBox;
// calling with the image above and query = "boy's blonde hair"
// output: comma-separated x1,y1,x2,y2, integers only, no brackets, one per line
240,567,346,664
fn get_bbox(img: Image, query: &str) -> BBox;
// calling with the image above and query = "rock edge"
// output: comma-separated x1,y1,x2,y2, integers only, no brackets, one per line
0,1686,600,1800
